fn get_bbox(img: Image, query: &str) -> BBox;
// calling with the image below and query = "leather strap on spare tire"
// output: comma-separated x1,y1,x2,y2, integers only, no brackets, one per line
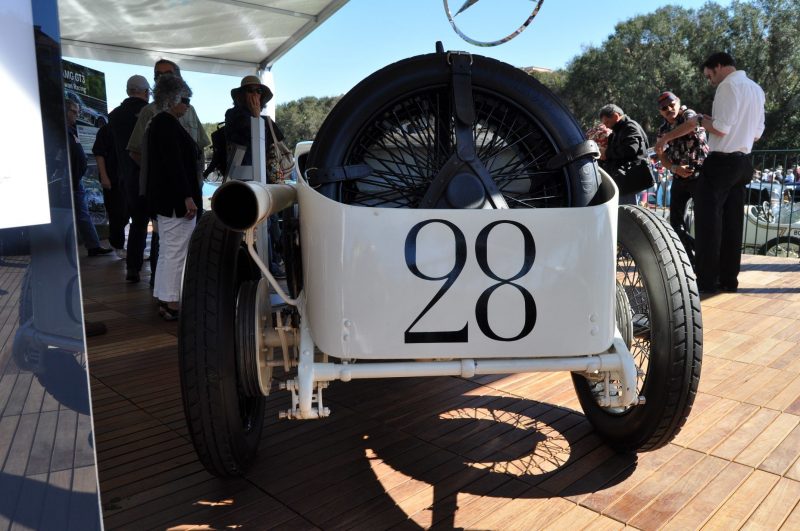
308,51,601,208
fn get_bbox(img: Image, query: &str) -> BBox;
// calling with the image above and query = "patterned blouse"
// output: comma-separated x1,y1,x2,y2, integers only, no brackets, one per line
657,106,709,179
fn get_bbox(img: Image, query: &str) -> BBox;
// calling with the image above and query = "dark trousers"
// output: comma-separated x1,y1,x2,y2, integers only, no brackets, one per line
125,196,154,274
669,177,698,268
102,186,129,250
694,152,753,291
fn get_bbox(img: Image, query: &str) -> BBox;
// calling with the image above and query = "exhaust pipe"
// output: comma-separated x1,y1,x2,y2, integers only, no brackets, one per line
211,180,297,231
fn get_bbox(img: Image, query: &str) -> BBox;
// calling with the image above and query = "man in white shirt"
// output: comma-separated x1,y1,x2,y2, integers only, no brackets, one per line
693,52,765,295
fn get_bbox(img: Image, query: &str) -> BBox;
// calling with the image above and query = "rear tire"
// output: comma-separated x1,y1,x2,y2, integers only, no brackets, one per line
572,205,702,452
179,213,265,476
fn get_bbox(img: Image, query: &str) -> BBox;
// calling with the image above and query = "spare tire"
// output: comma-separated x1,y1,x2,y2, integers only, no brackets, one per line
308,51,600,209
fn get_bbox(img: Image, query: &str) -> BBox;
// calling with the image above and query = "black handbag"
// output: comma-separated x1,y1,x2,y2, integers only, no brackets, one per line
609,158,656,196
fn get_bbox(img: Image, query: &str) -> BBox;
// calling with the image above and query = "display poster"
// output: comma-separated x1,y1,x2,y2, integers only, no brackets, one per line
0,0,51,229
63,59,109,225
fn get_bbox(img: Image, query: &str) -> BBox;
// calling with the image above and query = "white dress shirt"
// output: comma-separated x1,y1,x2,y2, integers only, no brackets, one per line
709,70,765,154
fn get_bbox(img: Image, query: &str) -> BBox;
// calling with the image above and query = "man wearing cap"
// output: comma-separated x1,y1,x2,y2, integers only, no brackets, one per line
598,103,650,205
693,52,765,295
126,59,210,285
653,91,709,268
92,74,151,266
225,75,287,278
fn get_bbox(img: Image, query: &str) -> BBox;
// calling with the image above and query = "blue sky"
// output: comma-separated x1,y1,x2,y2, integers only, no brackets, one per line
66,0,732,125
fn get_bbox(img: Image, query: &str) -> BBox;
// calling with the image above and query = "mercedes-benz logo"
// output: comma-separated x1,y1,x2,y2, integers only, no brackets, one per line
444,0,545,47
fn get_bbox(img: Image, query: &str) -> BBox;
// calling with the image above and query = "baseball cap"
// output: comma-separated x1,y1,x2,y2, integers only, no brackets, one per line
656,91,678,108
127,75,150,92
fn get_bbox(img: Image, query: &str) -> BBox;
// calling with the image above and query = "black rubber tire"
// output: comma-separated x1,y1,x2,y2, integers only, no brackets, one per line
308,52,600,208
179,213,266,477
760,236,800,258
572,205,702,452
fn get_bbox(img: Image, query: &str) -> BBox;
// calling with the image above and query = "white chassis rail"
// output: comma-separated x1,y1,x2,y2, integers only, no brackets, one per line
212,172,641,420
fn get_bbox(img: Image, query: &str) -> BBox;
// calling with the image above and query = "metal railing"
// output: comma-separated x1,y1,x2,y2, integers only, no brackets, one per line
639,149,800,259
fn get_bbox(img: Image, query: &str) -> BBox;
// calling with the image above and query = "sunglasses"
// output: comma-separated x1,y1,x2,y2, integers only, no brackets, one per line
180,97,191,105
659,101,676,111
244,86,265,95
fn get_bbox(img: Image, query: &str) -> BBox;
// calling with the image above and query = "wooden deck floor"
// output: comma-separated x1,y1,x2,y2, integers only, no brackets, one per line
80,251,800,530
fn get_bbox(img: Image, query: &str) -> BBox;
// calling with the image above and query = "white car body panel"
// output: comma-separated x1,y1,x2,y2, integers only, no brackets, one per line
298,176,618,360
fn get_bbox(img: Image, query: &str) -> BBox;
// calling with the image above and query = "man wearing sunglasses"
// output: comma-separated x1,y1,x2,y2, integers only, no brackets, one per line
653,91,709,269
224,75,287,279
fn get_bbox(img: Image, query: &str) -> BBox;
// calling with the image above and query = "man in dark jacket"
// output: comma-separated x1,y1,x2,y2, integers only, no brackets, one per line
598,104,650,204
95,75,150,282
67,99,111,257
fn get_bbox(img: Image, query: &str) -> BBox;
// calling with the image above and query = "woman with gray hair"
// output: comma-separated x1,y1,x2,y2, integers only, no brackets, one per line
145,74,200,320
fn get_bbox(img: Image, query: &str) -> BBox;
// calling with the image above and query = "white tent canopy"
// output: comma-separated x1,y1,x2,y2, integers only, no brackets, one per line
58,0,349,77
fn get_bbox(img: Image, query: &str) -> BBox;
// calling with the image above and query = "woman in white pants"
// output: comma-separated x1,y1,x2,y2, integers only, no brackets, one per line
145,74,200,320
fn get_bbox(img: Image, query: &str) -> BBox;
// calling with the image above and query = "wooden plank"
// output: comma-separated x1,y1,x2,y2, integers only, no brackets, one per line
661,461,751,531
711,407,780,461
25,409,58,475
0,373,17,413
67,465,102,531
628,454,727,530
602,447,704,524
578,443,681,512
687,402,758,454
541,503,608,530
671,396,738,447
781,497,800,530
11,472,49,530
766,374,800,411
700,469,779,530
38,469,73,530
734,412,800,468
3,373,33,416
741,477,800,530
759,422,800,475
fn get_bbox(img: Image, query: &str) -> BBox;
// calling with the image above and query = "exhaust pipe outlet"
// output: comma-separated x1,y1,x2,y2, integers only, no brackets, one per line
211,180,297,231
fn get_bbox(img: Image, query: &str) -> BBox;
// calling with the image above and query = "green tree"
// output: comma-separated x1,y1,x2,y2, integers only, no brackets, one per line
276,95,342,148
539,0,799,149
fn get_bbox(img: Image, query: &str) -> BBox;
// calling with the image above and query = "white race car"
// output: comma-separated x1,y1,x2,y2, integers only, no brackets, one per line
179,51,703,477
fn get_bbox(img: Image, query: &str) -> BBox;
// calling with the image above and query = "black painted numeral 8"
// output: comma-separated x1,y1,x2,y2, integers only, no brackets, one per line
404,219,536,344
475,221,536,341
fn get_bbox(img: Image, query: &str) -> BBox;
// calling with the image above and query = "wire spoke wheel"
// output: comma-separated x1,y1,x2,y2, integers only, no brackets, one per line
616,245,651,402
309,52,600,210
340,91,566,208
762,237,800,258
